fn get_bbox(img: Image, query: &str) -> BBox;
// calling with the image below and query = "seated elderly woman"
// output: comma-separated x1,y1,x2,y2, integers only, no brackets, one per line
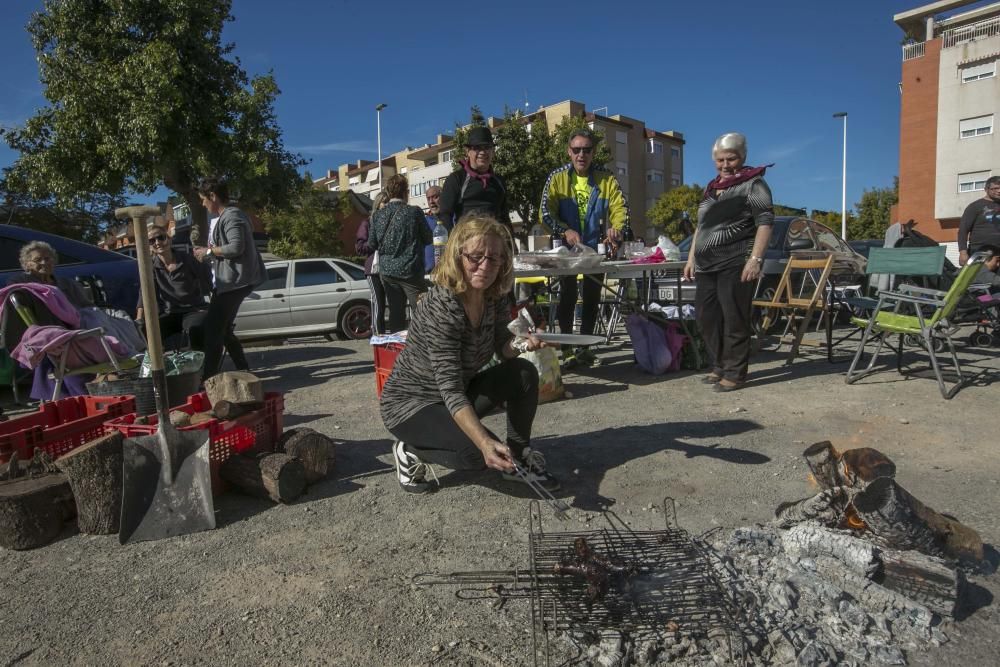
379,213,558,494
7,241,94,308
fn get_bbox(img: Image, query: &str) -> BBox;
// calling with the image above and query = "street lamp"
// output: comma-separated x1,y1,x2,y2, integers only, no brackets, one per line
375,103,387,194
833,112,848,240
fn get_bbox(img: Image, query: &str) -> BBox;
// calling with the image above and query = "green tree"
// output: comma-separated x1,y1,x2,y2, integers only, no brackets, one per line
492,108,555,230
773,204,807,217
0,0,304,244
646,184,702,241
0,183,125,242
265,176,350,259
547,115,612,170
851,178,898,240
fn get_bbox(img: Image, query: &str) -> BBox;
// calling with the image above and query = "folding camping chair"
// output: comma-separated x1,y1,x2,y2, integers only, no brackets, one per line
844,253,986,399
752,254,835,363
7,290,139,401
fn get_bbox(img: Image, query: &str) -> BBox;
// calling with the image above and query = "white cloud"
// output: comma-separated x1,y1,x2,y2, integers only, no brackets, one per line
291,139,375,153
759,136,821,162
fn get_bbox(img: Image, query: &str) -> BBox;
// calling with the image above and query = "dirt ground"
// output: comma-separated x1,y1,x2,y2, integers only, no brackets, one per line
2,331,1000,666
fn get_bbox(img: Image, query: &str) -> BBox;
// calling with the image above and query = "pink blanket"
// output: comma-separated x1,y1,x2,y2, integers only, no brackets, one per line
12,324,129,370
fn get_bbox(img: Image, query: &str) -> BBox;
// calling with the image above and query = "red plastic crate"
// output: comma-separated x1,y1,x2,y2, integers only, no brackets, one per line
103,392,284,495
0,395,136,464
373,343,405,398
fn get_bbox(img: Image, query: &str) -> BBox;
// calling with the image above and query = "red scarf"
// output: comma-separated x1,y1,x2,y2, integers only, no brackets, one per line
461,159,493,189
705,164,773,194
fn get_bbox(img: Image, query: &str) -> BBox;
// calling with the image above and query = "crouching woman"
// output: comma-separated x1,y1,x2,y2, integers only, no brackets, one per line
379,214,558,494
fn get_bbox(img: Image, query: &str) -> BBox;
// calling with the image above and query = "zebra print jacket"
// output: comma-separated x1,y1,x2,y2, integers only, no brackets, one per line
380,285,513,429
693,176,774,273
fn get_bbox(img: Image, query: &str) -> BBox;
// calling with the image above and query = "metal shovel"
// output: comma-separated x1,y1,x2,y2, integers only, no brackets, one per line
116,205,215,544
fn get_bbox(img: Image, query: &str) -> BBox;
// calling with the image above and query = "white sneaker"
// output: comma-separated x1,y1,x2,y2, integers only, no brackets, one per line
392,441,436,494
503,447,560,491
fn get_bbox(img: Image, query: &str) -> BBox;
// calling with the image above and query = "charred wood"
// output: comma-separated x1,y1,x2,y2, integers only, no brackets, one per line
774,487,850,528
877,549,965,619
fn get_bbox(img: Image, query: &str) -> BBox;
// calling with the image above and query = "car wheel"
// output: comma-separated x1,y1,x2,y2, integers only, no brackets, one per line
337,302,373,340
752,283,784,335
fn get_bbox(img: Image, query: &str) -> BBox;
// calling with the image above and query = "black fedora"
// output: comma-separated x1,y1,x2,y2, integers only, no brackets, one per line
464,126,494,147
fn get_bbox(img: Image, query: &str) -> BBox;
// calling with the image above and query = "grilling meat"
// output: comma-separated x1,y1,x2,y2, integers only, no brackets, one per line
553,537,638,603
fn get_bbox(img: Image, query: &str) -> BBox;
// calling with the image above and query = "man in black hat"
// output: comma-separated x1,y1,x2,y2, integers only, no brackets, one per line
438,126,512,234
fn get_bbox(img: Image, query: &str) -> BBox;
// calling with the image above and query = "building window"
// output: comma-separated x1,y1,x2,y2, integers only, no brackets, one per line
400,167,407,175
958,170,991,193
646,170,663,183
440,149,453,163
671,176,681,187
670,147,681,159
616,130,627,145
961,60,996,83
616,162,628,178
647,140,662,155
349,176,360,186
960,115,993,138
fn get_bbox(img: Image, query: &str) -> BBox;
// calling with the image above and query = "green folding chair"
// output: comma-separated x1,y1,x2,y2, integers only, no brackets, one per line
845,252,986,399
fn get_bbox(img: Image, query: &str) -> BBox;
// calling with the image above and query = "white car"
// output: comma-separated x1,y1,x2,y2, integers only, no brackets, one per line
234,258,372,341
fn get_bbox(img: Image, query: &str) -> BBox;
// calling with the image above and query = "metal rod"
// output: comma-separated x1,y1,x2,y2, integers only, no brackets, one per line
514,463,570,520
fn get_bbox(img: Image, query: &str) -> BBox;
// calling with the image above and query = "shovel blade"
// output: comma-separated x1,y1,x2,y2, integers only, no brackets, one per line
119,428,215,544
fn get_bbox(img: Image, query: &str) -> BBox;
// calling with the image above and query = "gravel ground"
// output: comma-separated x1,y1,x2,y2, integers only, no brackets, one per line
2,331,999,666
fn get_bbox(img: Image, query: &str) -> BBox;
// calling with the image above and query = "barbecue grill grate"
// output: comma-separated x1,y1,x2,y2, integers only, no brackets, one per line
415,498,747,666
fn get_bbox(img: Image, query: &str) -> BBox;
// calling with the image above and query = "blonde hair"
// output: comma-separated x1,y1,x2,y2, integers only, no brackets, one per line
431,213,514,298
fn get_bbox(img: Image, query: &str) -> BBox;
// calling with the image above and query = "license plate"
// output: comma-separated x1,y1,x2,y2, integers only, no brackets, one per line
658,287,674,301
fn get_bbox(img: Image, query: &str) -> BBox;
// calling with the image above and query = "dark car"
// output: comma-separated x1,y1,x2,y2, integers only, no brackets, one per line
650,217,867,328
847,239,884,259
0,225,140,312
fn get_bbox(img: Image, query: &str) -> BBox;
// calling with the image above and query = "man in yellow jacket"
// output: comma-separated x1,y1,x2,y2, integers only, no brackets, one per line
539,128,630,366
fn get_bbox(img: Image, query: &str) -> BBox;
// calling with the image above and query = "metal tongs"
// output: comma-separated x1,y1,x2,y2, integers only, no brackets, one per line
512,463,570,521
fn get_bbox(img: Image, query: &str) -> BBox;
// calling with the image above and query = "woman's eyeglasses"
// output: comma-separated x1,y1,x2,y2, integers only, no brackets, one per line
461,252,502,267
149,235,168,244
569,146,594,155
468,144,493,152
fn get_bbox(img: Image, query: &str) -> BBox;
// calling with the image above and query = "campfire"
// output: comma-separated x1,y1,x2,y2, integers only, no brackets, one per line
416,443,990,666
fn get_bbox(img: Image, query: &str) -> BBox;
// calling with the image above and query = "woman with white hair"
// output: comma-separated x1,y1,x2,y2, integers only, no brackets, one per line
682,132,774,392
7,241,93,308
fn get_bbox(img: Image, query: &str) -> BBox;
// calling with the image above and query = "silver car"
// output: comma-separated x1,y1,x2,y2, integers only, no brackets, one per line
234,258,372,341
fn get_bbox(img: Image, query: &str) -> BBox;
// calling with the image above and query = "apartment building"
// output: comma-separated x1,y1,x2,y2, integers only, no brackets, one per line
894,0,1000,241
316,100,684,237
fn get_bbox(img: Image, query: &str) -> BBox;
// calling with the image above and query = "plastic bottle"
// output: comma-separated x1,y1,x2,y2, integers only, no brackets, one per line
433,221,449,264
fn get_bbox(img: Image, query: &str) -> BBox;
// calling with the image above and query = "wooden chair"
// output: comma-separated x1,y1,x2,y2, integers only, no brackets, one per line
752,254,835,363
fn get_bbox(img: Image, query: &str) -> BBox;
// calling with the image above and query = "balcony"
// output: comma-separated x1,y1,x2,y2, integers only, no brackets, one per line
941,15,1000,48
902,41,926,61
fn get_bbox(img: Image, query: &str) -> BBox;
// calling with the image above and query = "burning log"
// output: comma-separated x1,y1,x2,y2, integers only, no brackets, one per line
803,441,840,489
54,432,123,535
853,477,984,562
877,549,966,619
803,441,896,491
0,474,75,550
220,452,305,504
552,537,638,604
774,487,850,528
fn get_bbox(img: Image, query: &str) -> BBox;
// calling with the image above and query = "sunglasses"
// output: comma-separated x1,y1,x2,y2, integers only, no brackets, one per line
149,235,168,244
468,144,493,152
461,252,502,267
570,146,594,155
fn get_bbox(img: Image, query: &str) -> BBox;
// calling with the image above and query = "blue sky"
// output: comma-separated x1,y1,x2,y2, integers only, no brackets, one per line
0,0,973,213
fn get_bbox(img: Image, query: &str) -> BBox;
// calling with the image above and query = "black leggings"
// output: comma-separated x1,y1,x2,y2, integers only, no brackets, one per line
201,285,254,380
382,274,427,333
387,358,539,470
367,274,387,335
557,274,604,336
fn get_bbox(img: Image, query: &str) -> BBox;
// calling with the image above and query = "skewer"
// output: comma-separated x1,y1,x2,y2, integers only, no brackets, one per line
513,463,570,520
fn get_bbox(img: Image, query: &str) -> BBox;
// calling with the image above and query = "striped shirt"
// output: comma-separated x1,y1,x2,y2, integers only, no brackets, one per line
380,285,513,429
693,176,774,273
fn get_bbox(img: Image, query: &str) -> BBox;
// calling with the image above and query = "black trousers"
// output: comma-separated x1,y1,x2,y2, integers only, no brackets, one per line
138,310,246,370
387,358,539,470
557,274,603,336
367,274,387,335
382,274,427,333
695,264,756,382
202,284,254,380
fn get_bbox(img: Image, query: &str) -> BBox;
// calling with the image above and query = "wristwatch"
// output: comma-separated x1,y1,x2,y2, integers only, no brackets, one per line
750,256,763,265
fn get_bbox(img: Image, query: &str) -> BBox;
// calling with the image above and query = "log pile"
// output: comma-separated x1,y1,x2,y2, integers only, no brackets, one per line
220,426,336,504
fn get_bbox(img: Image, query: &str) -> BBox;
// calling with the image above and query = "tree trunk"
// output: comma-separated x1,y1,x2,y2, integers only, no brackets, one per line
877,549,966,619
0,474,75,550
54,432,123,535
220,453,305,503
278,428,333,484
